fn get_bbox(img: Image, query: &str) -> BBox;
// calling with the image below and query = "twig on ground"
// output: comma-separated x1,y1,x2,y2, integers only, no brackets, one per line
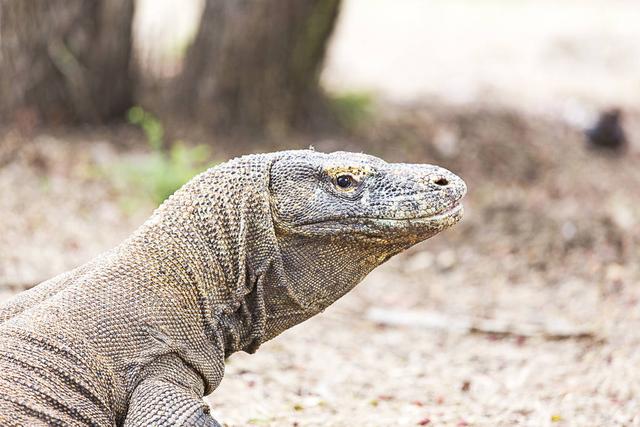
366,307,598,341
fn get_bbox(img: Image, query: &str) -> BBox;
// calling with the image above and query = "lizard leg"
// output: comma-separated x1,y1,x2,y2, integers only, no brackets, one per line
123,356,221,427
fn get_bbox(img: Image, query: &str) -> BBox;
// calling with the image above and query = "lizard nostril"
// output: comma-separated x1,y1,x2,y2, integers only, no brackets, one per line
433,177,449,186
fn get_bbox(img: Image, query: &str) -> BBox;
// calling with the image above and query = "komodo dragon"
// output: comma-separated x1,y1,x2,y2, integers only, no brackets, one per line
0,150,466,426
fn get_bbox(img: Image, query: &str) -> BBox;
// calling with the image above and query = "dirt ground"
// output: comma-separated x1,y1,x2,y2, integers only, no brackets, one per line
1,102,639,426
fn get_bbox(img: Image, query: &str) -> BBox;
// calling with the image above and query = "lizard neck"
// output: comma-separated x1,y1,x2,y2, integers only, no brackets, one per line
127,154,279,363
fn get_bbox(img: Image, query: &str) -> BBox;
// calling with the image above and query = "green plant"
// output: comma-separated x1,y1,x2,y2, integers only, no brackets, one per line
127,106,164,150
120,143,213,205
110,107,215,207
329,91,375,130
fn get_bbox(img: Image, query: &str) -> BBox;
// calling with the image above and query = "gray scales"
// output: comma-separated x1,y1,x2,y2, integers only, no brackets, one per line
0,150,466,426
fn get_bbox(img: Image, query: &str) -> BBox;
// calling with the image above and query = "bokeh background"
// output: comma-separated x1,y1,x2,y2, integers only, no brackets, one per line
1,1,640,425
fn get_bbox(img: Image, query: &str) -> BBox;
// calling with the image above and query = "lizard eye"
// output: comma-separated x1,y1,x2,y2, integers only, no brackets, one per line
335,174,355,189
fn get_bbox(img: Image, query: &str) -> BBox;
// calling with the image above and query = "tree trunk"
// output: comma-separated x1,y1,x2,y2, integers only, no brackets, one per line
179,0,341,137
0,0,135,125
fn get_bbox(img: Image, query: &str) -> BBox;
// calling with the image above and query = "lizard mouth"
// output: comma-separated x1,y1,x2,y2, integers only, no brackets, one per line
358,203,464,227
414,203,463,222
294,203,464,229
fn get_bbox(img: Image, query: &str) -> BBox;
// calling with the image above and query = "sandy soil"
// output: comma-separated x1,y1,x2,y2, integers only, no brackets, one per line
2,103,639,426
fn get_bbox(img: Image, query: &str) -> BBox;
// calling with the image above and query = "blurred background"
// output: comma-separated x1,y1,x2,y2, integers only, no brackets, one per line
1,1,639,425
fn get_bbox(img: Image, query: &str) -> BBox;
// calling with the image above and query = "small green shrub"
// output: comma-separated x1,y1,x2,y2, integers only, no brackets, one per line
109,107,215,208
116,143,213,205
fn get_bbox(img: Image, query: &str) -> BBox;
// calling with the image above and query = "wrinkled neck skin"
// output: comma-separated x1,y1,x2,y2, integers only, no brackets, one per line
260,231,395,342
139,155,280,358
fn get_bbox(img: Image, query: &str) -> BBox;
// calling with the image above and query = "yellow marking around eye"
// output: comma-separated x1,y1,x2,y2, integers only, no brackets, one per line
324,165,373,178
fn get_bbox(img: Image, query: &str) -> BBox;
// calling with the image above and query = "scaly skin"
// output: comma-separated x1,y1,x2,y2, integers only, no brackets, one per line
0,150,466,426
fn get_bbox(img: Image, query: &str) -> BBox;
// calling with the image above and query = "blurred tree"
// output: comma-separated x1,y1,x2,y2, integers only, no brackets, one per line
0,0,135,125
179,0,341,137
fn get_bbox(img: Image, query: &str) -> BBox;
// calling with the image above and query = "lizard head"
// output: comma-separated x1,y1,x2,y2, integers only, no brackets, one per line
269,150,466,244
259,150,466,338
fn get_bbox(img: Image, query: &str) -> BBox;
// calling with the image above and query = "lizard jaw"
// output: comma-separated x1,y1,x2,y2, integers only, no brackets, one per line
293,202,463,226
288,202,464,239
420,202,464,223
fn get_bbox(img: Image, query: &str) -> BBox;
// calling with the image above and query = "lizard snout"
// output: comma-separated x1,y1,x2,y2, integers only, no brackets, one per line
419,165,467,201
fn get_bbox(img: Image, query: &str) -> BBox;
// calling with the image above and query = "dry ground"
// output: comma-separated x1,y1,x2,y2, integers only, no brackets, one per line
1,103,640,426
